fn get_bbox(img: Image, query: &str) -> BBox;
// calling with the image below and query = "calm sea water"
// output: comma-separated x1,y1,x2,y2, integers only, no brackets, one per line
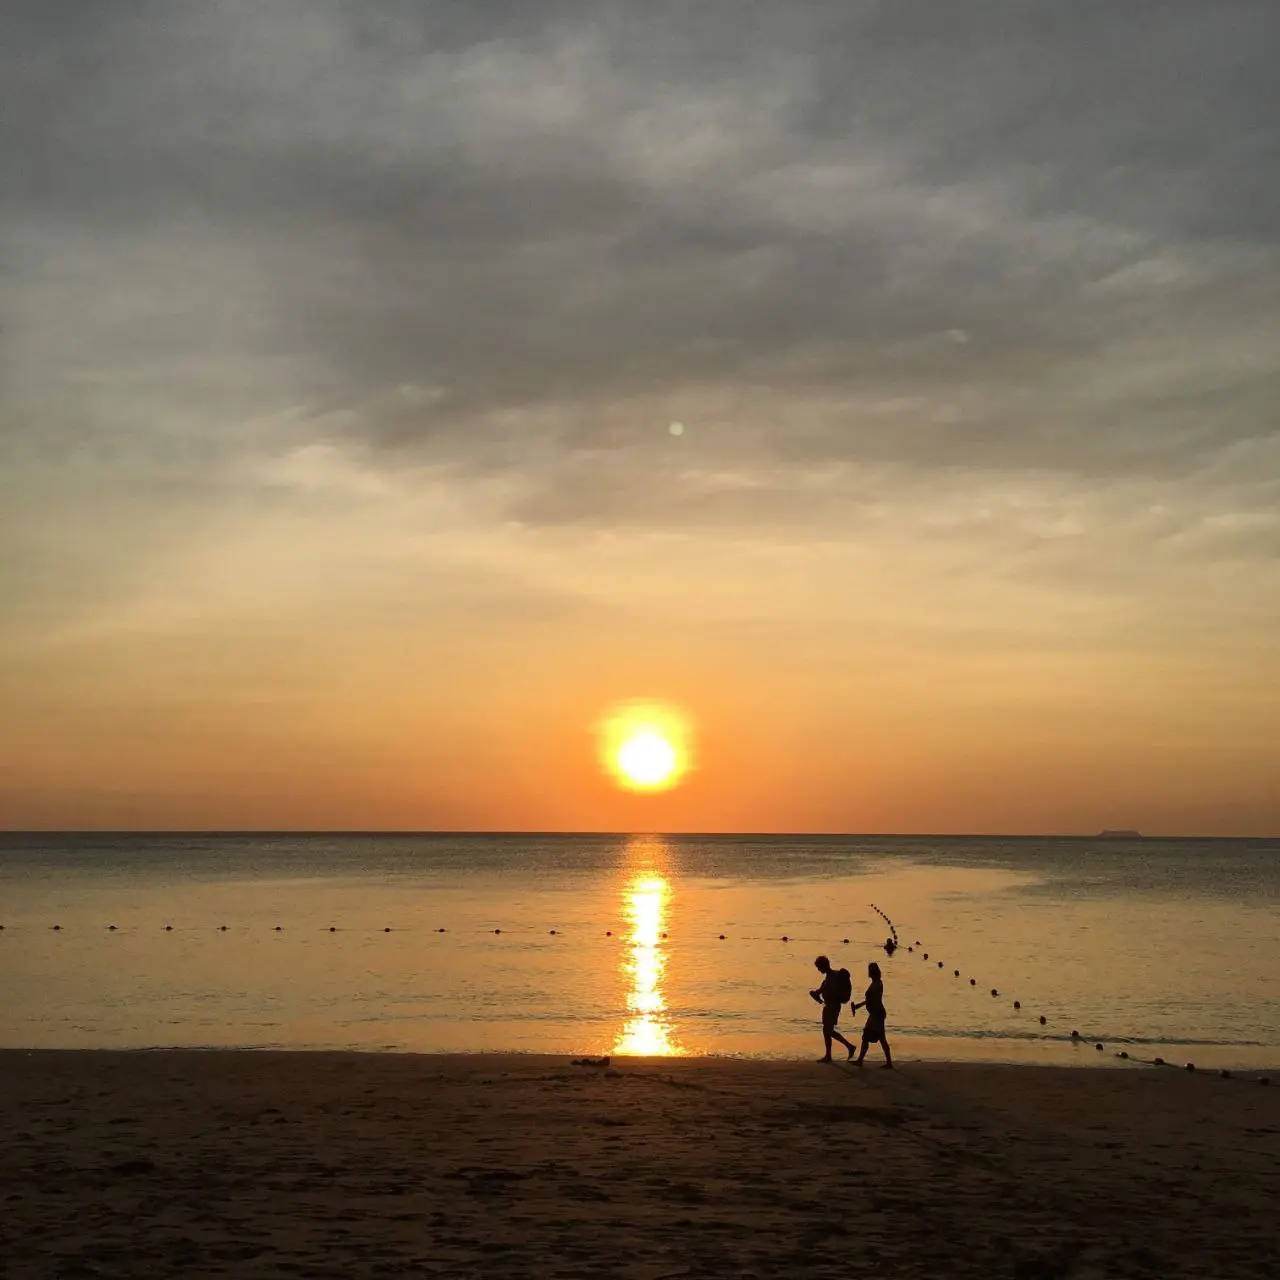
0,834,1276,1068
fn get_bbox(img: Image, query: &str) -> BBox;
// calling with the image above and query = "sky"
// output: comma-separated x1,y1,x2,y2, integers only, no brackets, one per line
2,1,1278,835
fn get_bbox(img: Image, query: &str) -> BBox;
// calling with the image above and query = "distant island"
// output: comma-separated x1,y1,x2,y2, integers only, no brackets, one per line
1098,829,1142,839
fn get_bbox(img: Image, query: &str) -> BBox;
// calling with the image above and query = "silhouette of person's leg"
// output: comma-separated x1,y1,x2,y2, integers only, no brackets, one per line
880,1035,893,1069
831,1028,857,1059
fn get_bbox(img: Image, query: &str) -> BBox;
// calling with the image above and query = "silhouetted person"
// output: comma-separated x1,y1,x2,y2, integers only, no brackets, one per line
810,955,856,1062
851,961,893,1068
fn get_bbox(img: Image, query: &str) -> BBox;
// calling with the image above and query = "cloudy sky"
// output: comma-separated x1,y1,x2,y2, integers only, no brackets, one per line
2,1,1277,833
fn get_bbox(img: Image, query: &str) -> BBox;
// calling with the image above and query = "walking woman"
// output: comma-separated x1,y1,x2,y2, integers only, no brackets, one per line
851,961,893,1068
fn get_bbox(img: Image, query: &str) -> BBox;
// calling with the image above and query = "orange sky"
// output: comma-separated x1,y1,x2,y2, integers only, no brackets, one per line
2,4,1279,835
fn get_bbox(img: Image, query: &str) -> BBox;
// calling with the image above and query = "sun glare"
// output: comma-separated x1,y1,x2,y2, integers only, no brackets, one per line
598,701,692,793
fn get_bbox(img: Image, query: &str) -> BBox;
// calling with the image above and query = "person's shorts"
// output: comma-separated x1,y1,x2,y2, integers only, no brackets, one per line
821,1004,841,1029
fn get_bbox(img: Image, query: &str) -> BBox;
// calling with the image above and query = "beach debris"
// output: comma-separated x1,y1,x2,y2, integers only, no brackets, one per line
1039,1015,1046,1025
1096,1043,1104,1051
437,927,446,933
907,946,913,952
937,961,944,968
991,989,999,997
274,926,283,931
1014,1001,1021,1009
719,934,726,940
923,953,929,959
220,925,228,931
782,935,790,942
384,927,392,933
549,929,558,935
328,926,336,933
605,930,612,936
1071,1029,1080,1039
52,925,62,931
108,924,117,931
571,1056,610,1067
164,925,173,931
970,978,976,985
954,969,960,977
843,937,851,944
493,928,502,935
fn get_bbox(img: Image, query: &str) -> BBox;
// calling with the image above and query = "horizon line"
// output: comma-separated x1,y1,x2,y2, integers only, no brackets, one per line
1,828,1276,841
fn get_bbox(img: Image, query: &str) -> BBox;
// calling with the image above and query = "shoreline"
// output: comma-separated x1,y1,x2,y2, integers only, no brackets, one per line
2,1051,1277,1277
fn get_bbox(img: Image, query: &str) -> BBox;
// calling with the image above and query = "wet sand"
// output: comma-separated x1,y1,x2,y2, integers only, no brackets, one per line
0,1051,1276,1278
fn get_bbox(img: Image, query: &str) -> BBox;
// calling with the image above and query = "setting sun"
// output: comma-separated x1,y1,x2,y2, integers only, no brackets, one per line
598,701,693,793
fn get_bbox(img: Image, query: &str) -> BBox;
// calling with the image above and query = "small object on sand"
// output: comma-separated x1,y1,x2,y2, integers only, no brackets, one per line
164,925,173,932
384,927,392,933
907,946,913,952
437,927,446,933
954,969,960,977
1261,1077,1270,1086
1096,1043,1104,1051
1039,1015,1046,1025
843,937,851,944
328,926,336,933
937,961,943,968
970,978,976,985
781,935,789,942
1119,1051,1129,1059
493,928,502,935
605,930,612,936
108,924,117,931
991,989,999,997
571,1056,610,1067
661,932,668,939
52,924,62,931
220,925,228,932
549,929,557,935
923,953,929,960
1219,1069,1231,1079
274,926,283,931
1154,1057,1165,1066
719,934,726,940
1071,1029,1080,1039
1014,1001,1021,1009
1186,1062,1195,1072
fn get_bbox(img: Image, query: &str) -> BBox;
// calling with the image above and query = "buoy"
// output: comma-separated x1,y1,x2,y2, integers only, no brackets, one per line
1013,1001,1020,1009
1039,1015,1046,1025
1071,1029,1080,1039
970,978,976,985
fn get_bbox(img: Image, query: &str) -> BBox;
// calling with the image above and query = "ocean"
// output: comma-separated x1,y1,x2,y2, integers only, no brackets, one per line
1,833,1276,1068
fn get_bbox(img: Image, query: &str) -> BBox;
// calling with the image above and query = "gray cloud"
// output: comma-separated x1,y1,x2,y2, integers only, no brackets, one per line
2,0,1278,534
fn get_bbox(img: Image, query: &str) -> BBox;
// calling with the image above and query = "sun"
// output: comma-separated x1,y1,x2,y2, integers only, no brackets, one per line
598,701,692,793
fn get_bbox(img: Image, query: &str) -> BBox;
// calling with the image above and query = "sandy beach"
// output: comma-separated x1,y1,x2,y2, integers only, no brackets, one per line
0,1052,1276,1278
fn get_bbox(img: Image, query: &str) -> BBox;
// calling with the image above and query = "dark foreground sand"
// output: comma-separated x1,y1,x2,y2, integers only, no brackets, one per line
1,1052,1277,1279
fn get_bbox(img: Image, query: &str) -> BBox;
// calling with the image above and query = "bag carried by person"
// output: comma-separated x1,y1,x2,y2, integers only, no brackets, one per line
833,967,853,1004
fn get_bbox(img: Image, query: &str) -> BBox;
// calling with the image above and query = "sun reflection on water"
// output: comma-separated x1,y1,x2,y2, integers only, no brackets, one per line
613,867,683,1056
